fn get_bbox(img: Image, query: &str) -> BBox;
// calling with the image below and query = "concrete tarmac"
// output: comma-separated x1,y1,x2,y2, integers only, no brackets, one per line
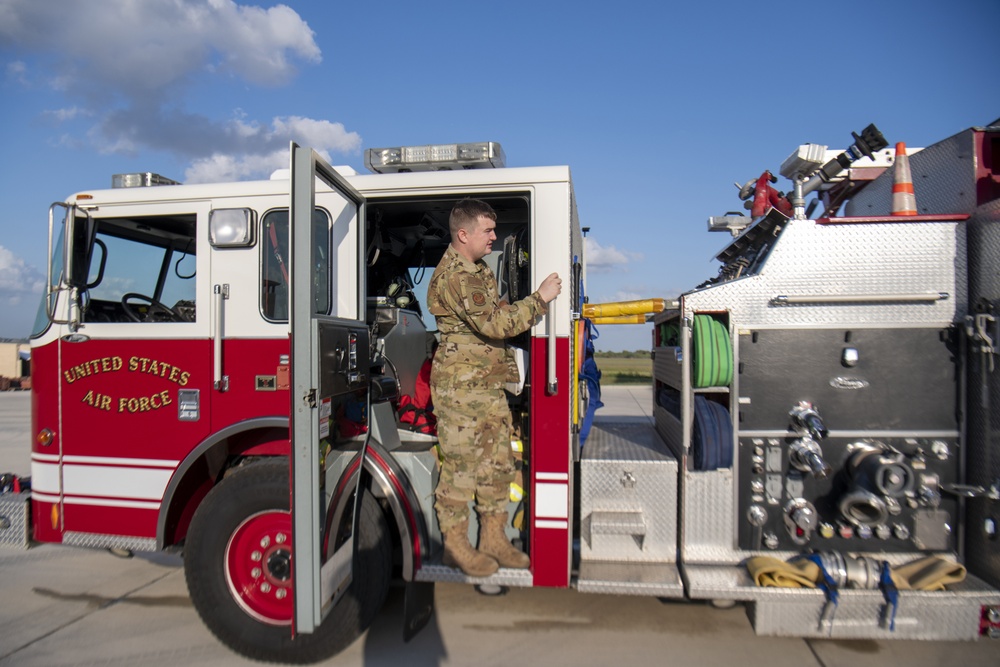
1,387,998,666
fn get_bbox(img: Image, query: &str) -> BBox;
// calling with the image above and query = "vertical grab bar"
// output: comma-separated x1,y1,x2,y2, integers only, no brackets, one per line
214,284,229,391
547,298,557,395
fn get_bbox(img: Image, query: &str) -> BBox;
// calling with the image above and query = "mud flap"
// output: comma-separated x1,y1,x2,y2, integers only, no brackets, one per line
403,581,435,641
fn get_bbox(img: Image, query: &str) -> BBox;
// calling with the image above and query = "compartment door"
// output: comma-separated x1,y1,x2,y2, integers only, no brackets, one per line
289,144,369,634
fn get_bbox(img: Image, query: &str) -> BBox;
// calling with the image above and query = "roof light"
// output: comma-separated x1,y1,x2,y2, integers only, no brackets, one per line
112,172,180,188
364,142,505,173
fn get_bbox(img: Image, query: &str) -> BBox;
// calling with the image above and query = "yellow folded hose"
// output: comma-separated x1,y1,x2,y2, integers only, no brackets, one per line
746,554,966,591
747,556,823,588
582,298,665,318
589,314,648,325
890,556,967,591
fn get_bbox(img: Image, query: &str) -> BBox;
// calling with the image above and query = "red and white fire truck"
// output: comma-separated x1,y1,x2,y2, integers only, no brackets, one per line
9,124,1000,662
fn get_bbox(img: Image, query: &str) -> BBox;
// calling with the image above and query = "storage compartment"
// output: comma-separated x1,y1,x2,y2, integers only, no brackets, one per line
580,421,677,563
0,491,31,549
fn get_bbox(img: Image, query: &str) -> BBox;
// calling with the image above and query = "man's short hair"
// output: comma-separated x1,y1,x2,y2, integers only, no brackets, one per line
449,198,496,236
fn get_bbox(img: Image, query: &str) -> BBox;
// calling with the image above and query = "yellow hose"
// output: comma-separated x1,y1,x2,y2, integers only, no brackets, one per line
582,298,665,318
589,314,648,325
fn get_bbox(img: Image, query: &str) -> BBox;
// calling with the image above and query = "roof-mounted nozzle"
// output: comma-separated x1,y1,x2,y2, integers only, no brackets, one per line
785,124,887,219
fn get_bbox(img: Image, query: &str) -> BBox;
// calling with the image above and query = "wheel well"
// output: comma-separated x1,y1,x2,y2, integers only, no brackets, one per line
160,425,288,547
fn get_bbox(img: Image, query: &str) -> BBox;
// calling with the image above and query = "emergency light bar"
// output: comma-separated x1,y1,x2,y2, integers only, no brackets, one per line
112,172,180,188
364,142,505,173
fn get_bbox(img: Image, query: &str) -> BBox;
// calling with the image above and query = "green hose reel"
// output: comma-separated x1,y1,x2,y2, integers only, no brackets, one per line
692,314,733,388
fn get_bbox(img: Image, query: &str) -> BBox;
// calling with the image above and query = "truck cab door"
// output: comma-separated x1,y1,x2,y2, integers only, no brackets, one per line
289,144,369,635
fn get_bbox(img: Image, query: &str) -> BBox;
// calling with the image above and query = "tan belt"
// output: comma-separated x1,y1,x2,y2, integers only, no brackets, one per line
439,333,502,346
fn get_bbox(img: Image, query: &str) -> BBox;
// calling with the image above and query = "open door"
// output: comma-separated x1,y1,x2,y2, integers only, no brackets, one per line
289,143,369,634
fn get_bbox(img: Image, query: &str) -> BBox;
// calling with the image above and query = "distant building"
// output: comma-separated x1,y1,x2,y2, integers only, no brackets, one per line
0,341,30,379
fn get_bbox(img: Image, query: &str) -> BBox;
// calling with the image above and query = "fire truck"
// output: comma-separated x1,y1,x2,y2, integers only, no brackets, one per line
8,123,1000,662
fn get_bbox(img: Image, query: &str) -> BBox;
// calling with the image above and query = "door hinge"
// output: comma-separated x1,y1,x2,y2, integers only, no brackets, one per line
304,388,317,409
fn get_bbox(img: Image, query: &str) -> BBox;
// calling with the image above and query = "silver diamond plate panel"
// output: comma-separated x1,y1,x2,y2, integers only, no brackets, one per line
576,561,684,597
62,531,157,552
653,405,683,459
684,219,966,327
750,582,999,641
685,563,1000,640
414,564,534,587
653,346,682,388
846,129,980,217
0,492,31,549
581,422,677,563
681,468,737,563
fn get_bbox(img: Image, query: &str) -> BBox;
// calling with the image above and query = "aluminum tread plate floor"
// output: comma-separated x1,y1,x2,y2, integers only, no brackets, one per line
415,563,534,587
576,561,684,597
584,421,673,462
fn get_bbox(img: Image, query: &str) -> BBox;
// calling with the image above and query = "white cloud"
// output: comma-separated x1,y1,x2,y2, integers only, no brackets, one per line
184,117,361,183
44,106,90,122
585,237,642,272
0,1,354,181
0,245,45,297
0,0,319,95
5,59,27,84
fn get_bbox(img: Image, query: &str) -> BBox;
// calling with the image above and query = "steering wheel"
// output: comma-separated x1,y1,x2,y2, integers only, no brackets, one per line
121,293,181,323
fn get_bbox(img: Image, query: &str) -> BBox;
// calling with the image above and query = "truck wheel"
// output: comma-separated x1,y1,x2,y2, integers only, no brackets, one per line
184,460,391,664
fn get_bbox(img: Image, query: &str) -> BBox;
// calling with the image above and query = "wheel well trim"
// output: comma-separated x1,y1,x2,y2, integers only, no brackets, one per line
157,416,288,549
329,439,430,581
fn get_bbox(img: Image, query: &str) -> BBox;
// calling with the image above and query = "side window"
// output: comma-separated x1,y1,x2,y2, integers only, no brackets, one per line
82,215,197,323
261,209,330,321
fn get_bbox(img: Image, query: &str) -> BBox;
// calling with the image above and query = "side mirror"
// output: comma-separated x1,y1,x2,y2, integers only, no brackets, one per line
67,214,98,289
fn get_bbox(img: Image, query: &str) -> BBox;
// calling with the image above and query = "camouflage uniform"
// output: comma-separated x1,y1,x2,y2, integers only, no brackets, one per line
428,245,545,532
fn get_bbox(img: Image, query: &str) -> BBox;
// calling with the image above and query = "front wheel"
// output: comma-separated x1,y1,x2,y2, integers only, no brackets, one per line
184,460,391,664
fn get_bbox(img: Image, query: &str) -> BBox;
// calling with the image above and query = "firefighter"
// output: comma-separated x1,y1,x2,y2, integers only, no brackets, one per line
428,198,561,576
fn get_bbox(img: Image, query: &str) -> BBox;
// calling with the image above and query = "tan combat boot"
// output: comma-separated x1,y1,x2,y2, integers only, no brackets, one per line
479,513,530,569
442,519,499,577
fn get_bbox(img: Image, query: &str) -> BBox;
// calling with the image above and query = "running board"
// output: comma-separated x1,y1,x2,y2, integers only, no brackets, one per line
577,561,684,597
415,561,534,587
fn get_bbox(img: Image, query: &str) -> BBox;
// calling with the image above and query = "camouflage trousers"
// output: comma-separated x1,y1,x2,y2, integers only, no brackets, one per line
432,384,514,533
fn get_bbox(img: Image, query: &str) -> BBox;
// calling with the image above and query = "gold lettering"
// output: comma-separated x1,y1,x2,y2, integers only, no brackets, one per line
138,396,150,411
159,390,172,406
118,397,128,412
169,366,180,382
179,371,190,386
83,390,113,411
129,356,139,372
64,369,77,384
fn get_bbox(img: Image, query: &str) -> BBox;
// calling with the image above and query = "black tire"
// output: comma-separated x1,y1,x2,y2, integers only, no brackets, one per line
184,460,391,664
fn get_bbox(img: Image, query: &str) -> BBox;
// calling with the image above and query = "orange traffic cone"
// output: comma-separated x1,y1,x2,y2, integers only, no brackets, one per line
892,142,917,216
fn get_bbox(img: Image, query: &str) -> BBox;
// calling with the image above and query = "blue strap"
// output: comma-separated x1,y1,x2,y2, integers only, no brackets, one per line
879,560,899,631
801,553,840,607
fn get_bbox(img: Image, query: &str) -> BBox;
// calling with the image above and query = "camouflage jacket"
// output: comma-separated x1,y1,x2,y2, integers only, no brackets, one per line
428,245,545,389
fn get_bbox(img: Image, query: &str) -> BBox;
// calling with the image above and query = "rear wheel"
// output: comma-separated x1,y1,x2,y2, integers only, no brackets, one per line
184,460,391,664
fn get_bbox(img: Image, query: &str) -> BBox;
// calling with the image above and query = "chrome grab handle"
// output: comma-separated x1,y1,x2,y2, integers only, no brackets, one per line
214,284,229,391
547,299,557,395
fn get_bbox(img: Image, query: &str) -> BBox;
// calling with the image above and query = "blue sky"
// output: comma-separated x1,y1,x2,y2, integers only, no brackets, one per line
1,0,997,351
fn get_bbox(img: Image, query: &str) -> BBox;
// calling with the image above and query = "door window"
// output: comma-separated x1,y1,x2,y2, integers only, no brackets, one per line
82,215,197,323
261,209,331,321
